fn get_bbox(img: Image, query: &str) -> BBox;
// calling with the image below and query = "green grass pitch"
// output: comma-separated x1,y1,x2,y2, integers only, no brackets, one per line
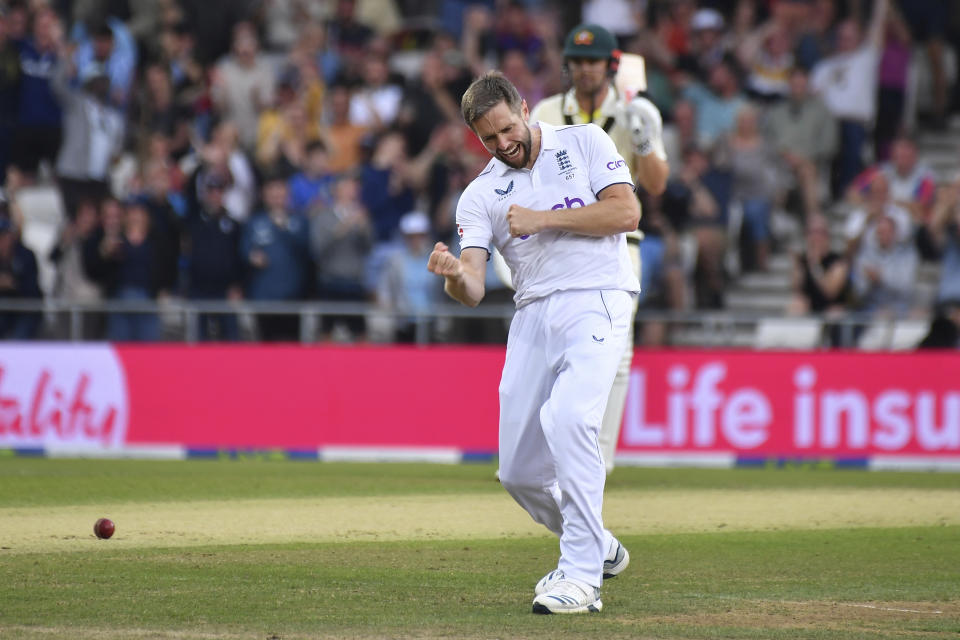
0,458,958,639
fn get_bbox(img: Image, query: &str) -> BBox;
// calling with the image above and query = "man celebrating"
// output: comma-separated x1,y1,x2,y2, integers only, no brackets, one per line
530,24,669,473
428,71,636,614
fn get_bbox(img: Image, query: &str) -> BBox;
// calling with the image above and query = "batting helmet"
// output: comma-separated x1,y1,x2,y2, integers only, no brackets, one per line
563,24,618,61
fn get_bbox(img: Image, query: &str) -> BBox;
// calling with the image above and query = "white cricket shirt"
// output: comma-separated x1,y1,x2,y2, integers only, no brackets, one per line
456,121,640,308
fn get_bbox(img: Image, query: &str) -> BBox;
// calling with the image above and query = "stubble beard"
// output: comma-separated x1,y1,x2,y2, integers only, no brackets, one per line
496,123,532,169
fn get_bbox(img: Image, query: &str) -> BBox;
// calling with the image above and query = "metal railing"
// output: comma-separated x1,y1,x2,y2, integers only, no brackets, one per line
0,298,934,350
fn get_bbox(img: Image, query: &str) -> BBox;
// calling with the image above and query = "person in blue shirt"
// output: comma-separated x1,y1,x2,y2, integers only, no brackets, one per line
287,140,336,214
241,171,311,341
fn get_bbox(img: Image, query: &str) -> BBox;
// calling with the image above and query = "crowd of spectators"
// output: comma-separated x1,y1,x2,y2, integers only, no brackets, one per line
0,0,958,347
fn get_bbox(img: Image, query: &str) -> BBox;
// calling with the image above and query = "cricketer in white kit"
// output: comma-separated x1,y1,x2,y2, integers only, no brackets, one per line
427,71,637,614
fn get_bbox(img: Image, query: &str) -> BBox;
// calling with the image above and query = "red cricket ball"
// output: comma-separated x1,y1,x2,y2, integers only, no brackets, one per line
94,518,115,539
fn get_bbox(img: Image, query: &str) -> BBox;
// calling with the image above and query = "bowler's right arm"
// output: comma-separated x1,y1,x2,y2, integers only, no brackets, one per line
427,243,487,307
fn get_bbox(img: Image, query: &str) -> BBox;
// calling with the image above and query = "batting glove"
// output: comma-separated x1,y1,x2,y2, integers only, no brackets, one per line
625,96,663,157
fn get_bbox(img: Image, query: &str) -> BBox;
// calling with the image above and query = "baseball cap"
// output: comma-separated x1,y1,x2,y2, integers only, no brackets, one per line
690,8,725,32
563,24,617,60
399,211,430,235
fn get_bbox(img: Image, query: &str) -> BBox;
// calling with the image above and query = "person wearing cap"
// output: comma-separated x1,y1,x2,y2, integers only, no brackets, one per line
376,210,440,342
527,23,669,476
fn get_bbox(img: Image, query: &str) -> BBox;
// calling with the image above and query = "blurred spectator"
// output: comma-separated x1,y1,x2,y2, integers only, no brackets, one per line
179,0,255,66
50,199,103,324
918,300,960,349
846,136,936,225
0,8,21,179
581,0,645,43
873,3,912,160
211,21,275,151
182,170,243,341
51,59,124,219
348,48,403,131
926,178,960,304
241,172,311,341
764,66,837,220
185,121,258,223
321,83,368,174
664,145,729,309
325,0,375,80
132,174,181,298
131,63,192,156
500,48,547,112
788,214,851,316
70,17,137,109
844,171,912,258
157,19,205,112
11,7,63,178
851,213,918,317
84,198,162,341
899,0,949,130
261,0,325,53
727,103,776,271
396,50,461,156
255,68,321,172
310,172,372,340
735,20,794,103
287,140,336,215
662,99,698,177
679,57,746,150
810,0,888,197
360,130,416,244
376,211,441,343
795,0,838,69
678,7,728,81
0,214,41,338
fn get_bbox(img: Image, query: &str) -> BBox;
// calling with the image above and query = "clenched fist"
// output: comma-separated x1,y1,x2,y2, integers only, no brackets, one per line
427,242,464,278
507,204,546,238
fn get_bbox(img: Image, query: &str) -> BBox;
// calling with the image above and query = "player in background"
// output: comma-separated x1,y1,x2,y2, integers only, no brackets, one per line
428,71,636,614
529,23,669,473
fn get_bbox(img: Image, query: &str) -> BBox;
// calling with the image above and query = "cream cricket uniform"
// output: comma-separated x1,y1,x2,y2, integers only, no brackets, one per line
531,84,666,473
456,121,639,587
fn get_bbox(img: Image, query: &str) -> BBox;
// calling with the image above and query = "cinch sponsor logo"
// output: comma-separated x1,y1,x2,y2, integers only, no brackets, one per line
519,195,586,239
624,362,960,452
606,159,626,170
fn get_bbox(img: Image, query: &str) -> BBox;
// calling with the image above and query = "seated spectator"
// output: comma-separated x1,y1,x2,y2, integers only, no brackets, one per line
183,171,243,341
241,172,311,342
851,214,919,317
661,99,698,177
287,141,336,215
376,211,441,343
764,66,837,220
810,0,888,197
0,214,41,339
846,136,936,225
926,178,960,305
255,67,321,172
50,199,102,337
310,172,372,341
918,300,960,349
788,214,851,316
84,198,162,342
727,103,776,271
679,57,746,151
844,172,912,258
663,145,730,309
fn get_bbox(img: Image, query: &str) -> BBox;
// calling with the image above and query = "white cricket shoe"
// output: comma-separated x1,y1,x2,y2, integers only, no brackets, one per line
532,578,602,614
534,538,630,595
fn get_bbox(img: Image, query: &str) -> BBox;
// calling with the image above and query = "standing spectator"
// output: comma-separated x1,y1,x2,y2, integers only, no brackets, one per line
320,83,368,174
70,17,137,110
0,8,21,180
926,178,960,305
900,0,949,130
795,0,839,69
348,49,403,131
810,0,888,197
680,8,729,81
11,7,62,178
241,173,311,341
310,172,372,340
873,3,912,160
396,50,461,156
84,198,162,342
376,211,440,343
728,103,777,271
255,68,319,172
182,171,243,341
287,140,336,215
662,99,698,177
360,130,416,244
735,21,794,103
0,214,41,339
852,214,918,317
211,22,275,151
764,66,837,220
51,59,124,219
50,199,103,338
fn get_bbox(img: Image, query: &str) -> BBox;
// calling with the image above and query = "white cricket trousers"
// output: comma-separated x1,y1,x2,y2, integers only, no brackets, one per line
497,288,634,588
